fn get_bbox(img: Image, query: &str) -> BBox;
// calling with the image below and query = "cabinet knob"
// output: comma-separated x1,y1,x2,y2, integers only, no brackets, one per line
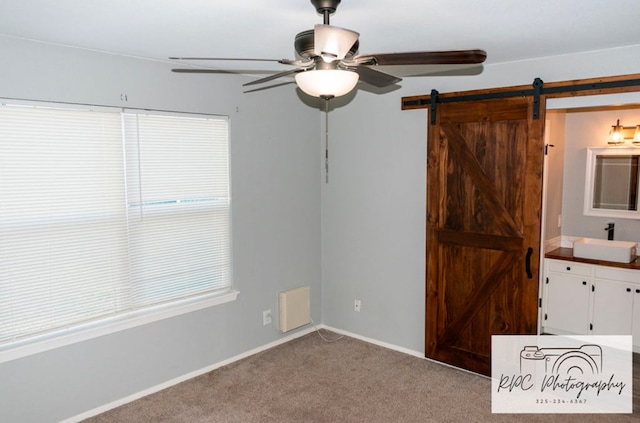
627,288,632,292
582,281,587,285
566,266,571,271
636,289,640,294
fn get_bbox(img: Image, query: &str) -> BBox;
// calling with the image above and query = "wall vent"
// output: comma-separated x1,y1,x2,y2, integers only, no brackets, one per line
278,286,310,333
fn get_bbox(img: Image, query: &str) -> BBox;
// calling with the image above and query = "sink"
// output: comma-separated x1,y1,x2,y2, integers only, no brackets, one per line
573,238,638,263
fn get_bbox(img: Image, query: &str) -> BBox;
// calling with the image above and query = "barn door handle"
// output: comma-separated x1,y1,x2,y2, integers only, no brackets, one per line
525,247,534,279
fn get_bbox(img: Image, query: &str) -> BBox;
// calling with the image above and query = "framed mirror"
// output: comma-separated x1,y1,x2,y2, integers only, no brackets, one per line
584,147,640,219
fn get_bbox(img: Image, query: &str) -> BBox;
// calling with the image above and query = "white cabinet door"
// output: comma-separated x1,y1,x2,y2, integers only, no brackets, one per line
544,273,591,334
633,288,640,342
544,259,640,347
591,280,634,335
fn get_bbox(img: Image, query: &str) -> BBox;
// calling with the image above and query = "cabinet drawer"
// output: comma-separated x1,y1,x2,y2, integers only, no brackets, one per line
594,266,640,284
547,259,592,277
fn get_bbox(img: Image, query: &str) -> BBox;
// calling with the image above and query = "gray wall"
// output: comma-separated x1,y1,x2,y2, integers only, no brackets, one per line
2,33,640,423
560,108,640,243
321,45,640,353
0,36,322,423
543,111,567,246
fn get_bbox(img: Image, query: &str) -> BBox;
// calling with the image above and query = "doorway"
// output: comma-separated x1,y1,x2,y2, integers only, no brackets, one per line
402,74,640,375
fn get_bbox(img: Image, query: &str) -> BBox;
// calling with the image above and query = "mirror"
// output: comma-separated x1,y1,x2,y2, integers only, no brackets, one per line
584,147,640,219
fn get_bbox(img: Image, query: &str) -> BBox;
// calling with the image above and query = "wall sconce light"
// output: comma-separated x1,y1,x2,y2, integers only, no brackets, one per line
608,119,640,146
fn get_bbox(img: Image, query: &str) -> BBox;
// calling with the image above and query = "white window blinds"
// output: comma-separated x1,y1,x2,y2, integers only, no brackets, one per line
0,104,231,346
123,113,232,307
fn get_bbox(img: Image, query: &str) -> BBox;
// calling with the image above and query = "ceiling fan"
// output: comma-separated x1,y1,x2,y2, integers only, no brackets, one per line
170,0,487,100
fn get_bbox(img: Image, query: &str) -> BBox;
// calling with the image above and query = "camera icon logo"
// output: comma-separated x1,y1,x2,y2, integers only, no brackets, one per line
520,344,602,376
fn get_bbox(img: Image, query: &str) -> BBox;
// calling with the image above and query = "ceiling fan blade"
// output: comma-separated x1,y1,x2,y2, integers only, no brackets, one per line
172,69,233,73
171,57,278,62
314,24,359,62
172,69,284,75
242,68,304,87
351,66,401,88
169,57,307,66
354,49,487,66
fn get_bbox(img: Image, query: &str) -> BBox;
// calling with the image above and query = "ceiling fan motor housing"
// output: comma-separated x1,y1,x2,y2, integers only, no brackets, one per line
311,0,341,14
294,29,359,61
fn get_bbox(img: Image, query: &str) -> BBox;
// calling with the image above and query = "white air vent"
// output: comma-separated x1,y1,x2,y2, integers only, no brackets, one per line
279,286,310,333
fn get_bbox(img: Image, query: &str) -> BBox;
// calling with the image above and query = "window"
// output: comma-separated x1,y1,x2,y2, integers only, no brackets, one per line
0,103,234,358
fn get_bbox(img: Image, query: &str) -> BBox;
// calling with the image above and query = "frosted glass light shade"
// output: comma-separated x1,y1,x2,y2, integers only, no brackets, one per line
609,119,625,144
295,69,359,98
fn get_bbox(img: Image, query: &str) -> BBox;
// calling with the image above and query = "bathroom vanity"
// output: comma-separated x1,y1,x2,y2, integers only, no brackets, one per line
542,247,640,350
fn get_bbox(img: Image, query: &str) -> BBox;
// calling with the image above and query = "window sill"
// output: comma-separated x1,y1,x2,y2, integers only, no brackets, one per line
0,289,239,364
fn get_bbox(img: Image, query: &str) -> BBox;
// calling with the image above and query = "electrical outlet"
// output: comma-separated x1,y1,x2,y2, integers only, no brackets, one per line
354,299,361,312
263,309,272,326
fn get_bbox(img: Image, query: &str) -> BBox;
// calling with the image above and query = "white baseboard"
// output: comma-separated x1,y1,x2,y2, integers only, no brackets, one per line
321,325,487,378
320,325,424,359
63,325,454,422
62,325,318,423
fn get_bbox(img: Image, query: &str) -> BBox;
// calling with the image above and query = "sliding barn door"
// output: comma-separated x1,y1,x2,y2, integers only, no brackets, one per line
425,96,545,375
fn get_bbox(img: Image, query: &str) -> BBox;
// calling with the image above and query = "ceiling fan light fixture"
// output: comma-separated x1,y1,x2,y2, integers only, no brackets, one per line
172,0,488,97
295,69,359,98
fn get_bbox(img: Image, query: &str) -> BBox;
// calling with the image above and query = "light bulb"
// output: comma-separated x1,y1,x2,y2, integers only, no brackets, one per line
609,119,625,144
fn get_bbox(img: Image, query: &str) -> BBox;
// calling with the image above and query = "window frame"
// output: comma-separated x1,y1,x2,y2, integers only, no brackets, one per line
584,147,640,219
0,100,238,363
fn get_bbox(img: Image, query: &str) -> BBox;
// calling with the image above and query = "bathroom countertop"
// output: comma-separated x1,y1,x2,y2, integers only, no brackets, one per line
545,247,640,271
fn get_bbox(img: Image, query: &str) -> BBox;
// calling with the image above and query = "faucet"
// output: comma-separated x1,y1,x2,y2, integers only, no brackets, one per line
604,222,615,240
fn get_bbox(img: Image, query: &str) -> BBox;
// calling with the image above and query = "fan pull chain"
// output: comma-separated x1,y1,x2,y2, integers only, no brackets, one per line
324,98,329,183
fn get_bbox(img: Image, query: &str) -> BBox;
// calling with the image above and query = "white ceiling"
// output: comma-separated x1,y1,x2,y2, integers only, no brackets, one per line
1,0,640,77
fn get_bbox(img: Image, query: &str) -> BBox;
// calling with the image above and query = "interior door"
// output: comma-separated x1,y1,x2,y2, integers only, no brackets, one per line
425,96,545,376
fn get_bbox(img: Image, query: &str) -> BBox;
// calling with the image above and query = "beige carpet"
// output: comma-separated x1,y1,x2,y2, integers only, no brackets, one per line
83,330,639,422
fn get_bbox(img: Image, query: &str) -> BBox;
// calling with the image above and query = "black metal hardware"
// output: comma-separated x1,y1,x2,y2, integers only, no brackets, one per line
532,78,543,120
525,247,533,279
428,87,532,104
566,266,571,271
402,98,429,107
538,298,542,308
545,277,549,284
544,313,548,321
605,222,615,241
627,287,632,292
636,289,640,294
405,76,640,118
592,285,595,292
542,77,640,95
544,144,555,155
582,281,587,286
429,89,439,125
590,323,593,331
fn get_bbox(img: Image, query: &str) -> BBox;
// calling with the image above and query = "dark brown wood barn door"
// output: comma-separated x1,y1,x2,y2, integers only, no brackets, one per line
425,96,545,376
